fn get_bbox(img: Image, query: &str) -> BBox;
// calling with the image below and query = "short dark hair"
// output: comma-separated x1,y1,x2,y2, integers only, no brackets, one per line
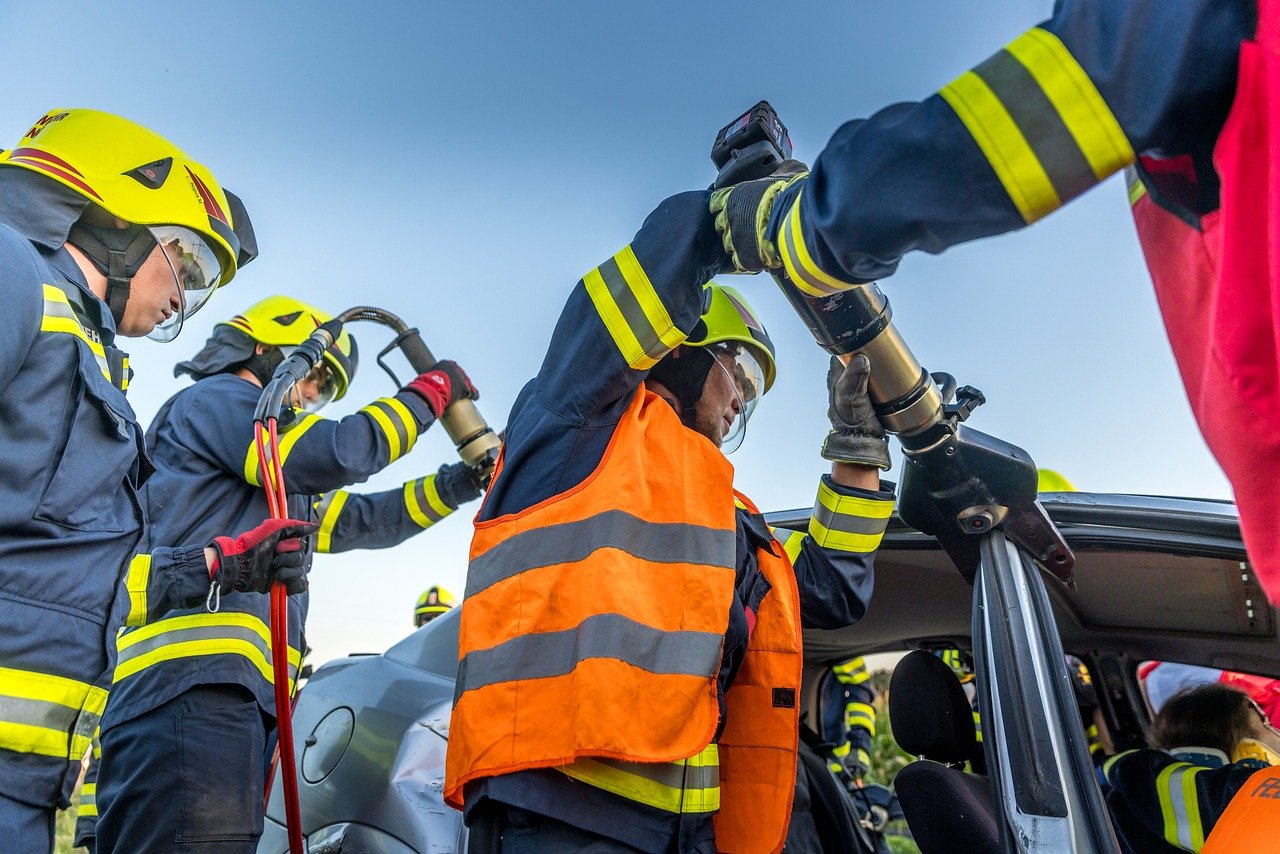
1151,684,1256,755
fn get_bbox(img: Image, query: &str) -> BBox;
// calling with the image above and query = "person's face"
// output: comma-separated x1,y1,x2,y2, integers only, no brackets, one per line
115,244,181,337
688,351,745,448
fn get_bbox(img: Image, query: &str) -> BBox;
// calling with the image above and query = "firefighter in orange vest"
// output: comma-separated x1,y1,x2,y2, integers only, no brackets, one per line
709,2,1280,613
445,193,895,853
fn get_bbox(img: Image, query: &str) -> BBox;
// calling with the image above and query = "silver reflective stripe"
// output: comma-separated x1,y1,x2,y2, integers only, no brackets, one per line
115,624,300,681
597,256,667,364
457,612,723,696
0,695,78,731
42,291,113,380
595,756,719,791
413,478,447,524
810,501,888,536
369,400,409,455
1166,764,1201,850
467,510,736,597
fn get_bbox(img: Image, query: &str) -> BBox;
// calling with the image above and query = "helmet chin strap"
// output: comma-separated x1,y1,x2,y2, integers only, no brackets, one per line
67,221,157,328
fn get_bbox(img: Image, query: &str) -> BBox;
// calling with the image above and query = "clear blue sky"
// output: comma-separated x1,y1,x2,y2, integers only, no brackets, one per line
0,0,1227,665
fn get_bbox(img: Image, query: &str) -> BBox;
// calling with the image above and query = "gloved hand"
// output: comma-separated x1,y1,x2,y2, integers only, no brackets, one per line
209,518,318,596
709,159,808,273
404,360,479,418
821,354,891,470
433,460,485,508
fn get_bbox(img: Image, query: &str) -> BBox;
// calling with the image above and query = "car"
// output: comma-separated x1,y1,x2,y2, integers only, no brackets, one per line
259,491,1273,853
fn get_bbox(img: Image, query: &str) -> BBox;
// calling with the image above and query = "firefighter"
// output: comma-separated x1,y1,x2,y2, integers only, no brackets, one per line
1104,684,1280,853
445,190,895,853
707,1,1280,609
415,584,458,627
820,657,877,782
0,109,312,852
94,295,484,852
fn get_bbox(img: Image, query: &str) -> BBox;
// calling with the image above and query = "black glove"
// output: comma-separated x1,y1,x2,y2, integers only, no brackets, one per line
404,360,479,418
709,159,808,273
210,518,317,596
821,354,891,470
433,460,485,509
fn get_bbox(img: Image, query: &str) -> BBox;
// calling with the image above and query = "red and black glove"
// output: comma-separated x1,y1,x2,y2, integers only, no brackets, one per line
209,518,318,596
403,360,478,418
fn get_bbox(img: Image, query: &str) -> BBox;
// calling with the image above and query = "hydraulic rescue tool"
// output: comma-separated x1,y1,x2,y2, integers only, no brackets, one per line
251,308,501,854
711,104,1120,852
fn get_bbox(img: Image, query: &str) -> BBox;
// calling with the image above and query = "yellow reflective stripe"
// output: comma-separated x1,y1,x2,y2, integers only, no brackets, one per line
973,710,983,743
779,193,859,298
124,553,151,628
1126,166,1148,206
362,400,403,461
314,490,349,554
114,612,301,690
560,744,720,813
0,668,105,759
79,781,97,817
847,702,876,732
383,396,420,453
833,657,870,684
1103,749,1136,785
808,480,893,553
832,741,851,758
406,474,452,528
119,355,129,391
771,527,806,564
583,245,685,370
1006,29,1134,181
40,285,112,382
1156,762,1206,851
941,70,1057,222
243,414,321,486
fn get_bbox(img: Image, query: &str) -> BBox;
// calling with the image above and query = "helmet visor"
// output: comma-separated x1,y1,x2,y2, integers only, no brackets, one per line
290,359,340,413
714,343,766,454
147,225,223,342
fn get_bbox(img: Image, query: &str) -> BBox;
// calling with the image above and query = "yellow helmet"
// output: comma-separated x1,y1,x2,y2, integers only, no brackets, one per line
220,296,358,404
1036,469,1077,492
415,585,458,626
687,283,777,393
1,109,245,283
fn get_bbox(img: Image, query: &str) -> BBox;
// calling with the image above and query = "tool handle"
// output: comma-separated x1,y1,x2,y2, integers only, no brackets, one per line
396,329,439,375
396,330,502,471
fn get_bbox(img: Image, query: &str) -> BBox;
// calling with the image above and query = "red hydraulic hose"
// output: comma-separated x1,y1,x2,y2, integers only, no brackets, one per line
255,418,305,854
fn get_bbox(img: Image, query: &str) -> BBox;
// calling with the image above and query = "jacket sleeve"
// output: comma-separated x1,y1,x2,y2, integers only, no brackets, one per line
770,475,894,630
311,470,461,554
184,383,439,496
766,0,1252,289
0,231,43,396
1104,749,1264,850
482,191,726,517
117,545,217,627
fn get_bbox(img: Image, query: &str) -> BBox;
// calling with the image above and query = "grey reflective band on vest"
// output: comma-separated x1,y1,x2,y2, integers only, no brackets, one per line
970,49,1097,205
0,695,81,736
114,624,300,682
456,612,724,698
810,501,888,537
597,255,668,364
466,510,736,597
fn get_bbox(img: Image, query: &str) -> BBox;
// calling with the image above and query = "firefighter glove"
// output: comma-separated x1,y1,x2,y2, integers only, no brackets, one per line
821,354,891,470
404,360,479,418
710,159,808,273
210,518,318,596
434,460,485,509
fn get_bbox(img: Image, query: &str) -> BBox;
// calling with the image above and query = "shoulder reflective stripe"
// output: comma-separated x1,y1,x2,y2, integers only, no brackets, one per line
114,612,300,690
123,554,151,627
1102,749,1136,784
940,27,1132,224
771,527,806,564
467,509,736,597
809,481,893,552
314,490,349,554
779,193,860,298
457,612,723,696
405,475,451,528
1157,762,1207,851
243,414,322,486
361,399,409,462
40,284,112,382
0,667,104,759
79,781,97,817
846,702,876,732
559,745,721,813
583,245,685,371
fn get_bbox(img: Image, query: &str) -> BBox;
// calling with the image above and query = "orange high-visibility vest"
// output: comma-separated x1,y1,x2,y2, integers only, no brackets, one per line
445,386,802,853
1204,767,1280,852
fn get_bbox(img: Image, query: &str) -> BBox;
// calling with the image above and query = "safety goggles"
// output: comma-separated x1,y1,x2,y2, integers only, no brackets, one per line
293,359,341,414
713,343,766,454
147,225,223,342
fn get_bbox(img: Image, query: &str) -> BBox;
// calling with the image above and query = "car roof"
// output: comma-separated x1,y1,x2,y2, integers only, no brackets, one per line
768,492,1279,677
